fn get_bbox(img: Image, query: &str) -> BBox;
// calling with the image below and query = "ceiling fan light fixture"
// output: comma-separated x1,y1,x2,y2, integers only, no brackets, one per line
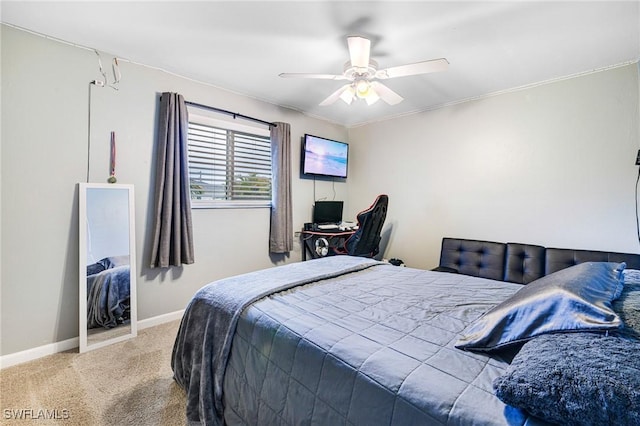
354,80,379,105
340,86,355,104
365,88,380,105
281,36,447,108
356,80,371,99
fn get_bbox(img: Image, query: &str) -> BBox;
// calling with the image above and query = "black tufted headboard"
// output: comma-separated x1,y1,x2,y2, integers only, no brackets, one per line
437,237,640,284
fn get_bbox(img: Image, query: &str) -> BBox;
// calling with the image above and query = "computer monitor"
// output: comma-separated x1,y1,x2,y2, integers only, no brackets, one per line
313,201,343,224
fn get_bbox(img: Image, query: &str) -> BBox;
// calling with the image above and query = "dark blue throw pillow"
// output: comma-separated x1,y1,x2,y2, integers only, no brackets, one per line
456,262,625,351
493,333,640,426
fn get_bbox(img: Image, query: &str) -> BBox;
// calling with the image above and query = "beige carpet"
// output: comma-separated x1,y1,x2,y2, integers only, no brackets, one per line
0,320,186,425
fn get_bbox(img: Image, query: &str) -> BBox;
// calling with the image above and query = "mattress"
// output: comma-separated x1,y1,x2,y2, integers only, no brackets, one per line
173,256,551,425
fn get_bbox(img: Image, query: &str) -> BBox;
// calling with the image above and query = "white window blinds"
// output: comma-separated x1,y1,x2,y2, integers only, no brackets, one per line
187,119,272,208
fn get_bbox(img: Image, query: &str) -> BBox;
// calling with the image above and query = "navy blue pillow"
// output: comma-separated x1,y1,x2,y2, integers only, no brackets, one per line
86,262,106,276
456,262,625,351
493,333,640,426
99,255,130,269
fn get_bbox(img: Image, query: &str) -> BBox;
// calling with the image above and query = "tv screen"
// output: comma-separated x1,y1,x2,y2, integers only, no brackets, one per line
302,134,348,178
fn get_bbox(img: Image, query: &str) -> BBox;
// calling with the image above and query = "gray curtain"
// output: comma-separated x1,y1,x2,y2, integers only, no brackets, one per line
269,122,293,253
150,92,195,267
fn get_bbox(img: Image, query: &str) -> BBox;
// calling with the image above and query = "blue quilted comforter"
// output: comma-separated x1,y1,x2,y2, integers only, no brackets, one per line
172,256,548,426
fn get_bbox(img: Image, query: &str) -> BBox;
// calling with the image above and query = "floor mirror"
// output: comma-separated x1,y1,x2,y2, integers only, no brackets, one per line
79,183,137,352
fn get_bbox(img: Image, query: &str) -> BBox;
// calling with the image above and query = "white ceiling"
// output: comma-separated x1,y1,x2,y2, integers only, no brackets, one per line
2,1,639,127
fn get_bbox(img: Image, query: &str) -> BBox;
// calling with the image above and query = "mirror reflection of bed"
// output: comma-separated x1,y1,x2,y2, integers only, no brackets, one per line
79,183,137,353
85,254,131,345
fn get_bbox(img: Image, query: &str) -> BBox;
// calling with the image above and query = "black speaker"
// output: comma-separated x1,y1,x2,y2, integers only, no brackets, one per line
304,222,313,231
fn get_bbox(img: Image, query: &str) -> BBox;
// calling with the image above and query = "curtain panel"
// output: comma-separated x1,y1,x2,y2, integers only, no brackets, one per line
269,122,293,253
150,92,195,267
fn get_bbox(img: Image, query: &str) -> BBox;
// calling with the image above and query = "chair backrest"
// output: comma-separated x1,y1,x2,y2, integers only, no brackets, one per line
345,194,389,257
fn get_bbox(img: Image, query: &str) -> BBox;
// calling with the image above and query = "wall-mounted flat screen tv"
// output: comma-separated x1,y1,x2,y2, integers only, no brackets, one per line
302,134,349,179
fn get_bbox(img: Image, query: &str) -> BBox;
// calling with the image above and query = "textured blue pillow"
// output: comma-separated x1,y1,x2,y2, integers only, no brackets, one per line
456,262,625,351
493,333,640,426
613,269,640,340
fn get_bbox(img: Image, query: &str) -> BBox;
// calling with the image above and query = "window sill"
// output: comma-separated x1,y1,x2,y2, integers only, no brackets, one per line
191,201,272,209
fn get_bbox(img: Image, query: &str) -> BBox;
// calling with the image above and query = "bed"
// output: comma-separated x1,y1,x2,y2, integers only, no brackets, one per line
172,238,640,426
86,255,131,329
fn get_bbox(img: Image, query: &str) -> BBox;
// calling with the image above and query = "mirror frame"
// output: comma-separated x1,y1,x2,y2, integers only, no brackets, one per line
78,182,137,353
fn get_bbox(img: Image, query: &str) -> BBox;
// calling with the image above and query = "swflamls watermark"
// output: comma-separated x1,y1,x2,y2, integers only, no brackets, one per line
3,408,70,420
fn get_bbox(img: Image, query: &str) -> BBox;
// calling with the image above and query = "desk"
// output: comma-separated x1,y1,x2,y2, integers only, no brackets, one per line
301,228,356,261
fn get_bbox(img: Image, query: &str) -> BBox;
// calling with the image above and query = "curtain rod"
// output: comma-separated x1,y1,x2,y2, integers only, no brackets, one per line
185,100,277,128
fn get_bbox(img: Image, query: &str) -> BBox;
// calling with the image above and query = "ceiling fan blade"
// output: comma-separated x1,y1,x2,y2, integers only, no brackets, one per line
370,81,403,105
376,58,449,79
279,73,347,80
319,84,352,106
347,36,371,68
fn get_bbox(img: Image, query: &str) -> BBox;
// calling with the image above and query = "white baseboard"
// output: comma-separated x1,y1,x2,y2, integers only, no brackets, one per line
0,337,79,370
0,309,185,370
138,309,184,329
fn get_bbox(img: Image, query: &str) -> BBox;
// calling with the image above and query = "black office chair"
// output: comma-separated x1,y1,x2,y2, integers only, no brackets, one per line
340,194,388,257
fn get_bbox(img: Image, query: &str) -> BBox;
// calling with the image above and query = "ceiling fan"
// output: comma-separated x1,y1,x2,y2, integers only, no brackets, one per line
279,36,449,106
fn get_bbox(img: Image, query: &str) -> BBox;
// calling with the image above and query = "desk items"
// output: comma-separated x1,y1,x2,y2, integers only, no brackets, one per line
302,195,388,260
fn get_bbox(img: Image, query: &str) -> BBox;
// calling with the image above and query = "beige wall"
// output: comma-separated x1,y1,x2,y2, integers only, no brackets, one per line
348,63,640,269
0,25,348,356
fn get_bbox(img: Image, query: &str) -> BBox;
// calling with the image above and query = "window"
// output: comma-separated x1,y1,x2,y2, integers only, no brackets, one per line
187,115,272,208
